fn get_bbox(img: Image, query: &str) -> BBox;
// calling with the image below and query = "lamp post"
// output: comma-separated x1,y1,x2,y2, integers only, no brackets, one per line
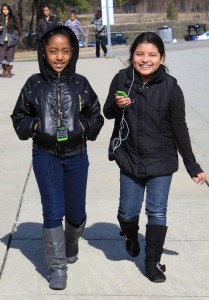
106,0,112,57
102,0,114,57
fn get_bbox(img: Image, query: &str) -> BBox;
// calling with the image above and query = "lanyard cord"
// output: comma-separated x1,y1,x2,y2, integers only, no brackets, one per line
57,75,61,127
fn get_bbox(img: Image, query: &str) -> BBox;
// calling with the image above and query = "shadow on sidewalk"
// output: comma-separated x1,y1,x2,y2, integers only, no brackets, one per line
0,222,47,279
83,222,179,278
0,222,179,280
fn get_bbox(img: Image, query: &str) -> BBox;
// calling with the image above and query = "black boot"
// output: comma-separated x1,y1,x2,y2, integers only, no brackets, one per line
65,220,86,263
118,217,140,257
145,224,167,283
42,226,68,290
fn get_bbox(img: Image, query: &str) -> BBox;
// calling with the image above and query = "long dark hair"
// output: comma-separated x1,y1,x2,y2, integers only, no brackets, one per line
0,3,20,33
129,32,167,71
1,3,15,18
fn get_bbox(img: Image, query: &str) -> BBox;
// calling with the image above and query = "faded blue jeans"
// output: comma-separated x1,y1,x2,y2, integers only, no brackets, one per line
118,170,172,225
33,149,89,229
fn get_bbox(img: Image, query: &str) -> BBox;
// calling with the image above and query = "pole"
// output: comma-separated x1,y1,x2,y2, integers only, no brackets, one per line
106,0,112,57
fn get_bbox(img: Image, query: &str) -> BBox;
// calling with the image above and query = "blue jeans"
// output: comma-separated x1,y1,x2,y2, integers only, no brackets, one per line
32,149,89,229
118,170,172,225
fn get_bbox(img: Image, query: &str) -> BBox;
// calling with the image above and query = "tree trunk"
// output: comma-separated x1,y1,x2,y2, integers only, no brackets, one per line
17,0,23,48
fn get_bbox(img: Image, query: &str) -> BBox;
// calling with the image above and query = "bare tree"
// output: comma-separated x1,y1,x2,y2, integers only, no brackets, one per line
17,0,23,47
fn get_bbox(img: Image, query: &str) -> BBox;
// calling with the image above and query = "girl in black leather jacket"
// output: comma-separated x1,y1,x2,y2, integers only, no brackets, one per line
11,25,104,290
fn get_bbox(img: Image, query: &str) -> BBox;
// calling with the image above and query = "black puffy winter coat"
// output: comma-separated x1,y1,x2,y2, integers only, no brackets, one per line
103,65,202,178
11,25,104,156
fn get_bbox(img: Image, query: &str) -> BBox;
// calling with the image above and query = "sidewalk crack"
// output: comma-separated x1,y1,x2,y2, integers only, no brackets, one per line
0,162,32,279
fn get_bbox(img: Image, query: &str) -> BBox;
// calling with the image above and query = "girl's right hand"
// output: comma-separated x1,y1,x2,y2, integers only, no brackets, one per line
192,172,207,185
115,95,131,109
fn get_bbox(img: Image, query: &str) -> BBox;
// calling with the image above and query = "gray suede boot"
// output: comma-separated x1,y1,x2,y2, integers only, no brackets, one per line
42,226,68,290
65,220,86,263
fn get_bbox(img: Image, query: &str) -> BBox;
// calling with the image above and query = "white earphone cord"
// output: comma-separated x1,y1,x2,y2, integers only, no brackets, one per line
112,68,134,153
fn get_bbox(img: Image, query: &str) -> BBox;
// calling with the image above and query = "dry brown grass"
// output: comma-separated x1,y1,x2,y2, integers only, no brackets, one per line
80,12,209,25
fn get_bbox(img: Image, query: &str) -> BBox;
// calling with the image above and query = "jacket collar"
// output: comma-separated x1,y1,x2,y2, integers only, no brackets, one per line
45,64,74,82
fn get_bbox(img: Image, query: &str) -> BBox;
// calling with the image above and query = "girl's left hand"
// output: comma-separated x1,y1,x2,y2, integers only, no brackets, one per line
192,172,207,185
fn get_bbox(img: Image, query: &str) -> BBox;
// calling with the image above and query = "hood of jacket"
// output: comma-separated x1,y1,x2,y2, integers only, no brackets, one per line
37,25,79,81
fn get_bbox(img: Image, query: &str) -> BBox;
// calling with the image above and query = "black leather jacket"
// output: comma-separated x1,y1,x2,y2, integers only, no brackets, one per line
11,26,104,156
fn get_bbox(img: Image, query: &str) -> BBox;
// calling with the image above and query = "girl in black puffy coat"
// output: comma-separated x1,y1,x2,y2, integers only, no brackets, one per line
11,25,104,290
103,32,207,283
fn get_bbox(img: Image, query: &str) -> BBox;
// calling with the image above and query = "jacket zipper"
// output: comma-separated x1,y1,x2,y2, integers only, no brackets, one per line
57,73,62,127
56,73,62,153
78,94,85,136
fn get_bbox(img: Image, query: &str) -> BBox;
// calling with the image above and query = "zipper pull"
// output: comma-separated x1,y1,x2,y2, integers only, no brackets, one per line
79,95,82,111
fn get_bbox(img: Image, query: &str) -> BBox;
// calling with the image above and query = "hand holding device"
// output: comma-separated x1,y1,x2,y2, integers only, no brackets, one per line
116,90,128,98
115,90,132,109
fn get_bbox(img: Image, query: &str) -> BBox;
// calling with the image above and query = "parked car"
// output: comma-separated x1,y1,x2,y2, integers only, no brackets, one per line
88,41,96,47
108,32,128,45
184,24,207,41
79,32,128,48
78,40,96,48
195,31,209,40
78,40,85,48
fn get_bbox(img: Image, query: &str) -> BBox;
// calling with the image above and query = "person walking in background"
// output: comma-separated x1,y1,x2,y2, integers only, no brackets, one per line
36,4,60,40
11,25,104,290
91,9,107,58
0,3,20,78
103,32,207,283
65,10,87,42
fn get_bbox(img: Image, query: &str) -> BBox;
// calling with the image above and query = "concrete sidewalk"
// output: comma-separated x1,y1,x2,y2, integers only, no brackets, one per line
0,43,209,299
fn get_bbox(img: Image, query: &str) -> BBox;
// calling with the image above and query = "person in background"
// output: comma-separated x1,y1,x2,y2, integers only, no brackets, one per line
91,9,107,58
0,3,20,78
36,4,60,40
65,10,87,42
11,25,104,290
103,32,207,283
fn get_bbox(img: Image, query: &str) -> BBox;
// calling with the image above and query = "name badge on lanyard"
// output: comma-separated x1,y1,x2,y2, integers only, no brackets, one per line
57,125,68,142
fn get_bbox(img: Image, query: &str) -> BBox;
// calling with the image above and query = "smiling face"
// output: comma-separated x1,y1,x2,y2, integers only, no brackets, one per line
45,34,72,73
2,6,9,17
132,42,165,84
